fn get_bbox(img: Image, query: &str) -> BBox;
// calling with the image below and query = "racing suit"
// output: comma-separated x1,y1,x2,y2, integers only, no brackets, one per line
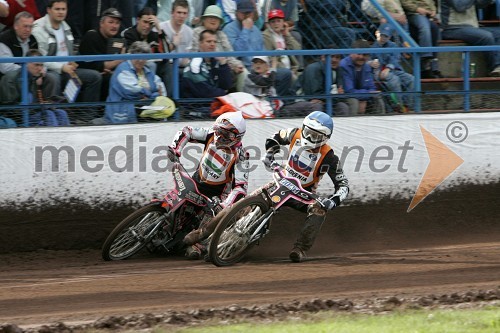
170,125,249,233
264,127,349,251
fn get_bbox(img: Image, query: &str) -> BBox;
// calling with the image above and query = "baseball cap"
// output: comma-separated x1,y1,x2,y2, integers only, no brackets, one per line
252,55,270,65
237,0,255,13
378,23,394,37
101,8,123,20
268,9,285,20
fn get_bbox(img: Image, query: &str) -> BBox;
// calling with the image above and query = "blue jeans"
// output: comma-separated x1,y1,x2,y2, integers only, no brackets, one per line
382,70,415,107
442,26,500,70
408,14,440,58
275,68,294,97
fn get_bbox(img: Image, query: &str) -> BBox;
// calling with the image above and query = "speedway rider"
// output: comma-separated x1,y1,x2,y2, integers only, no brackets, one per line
168,111,249,259
184,111,349,262
263,111,349,262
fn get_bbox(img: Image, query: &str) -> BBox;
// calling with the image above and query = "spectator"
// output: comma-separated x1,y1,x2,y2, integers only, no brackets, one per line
362,0,408,27
122,6,173,89
441,0,500,77
340,39,385,114
263,9,301,75
217,0,263,28
159,0,193,63
261,0,304,68
32,0,102,103
299,0,356,49
243,55,277,97
105,41,166,124
78,7,125,101
159,0,193,94
0,49,70,126
371,24,414,111
0,0,40,30
157,0,195,26
0,11,58,101
299,51,351,115
401,0,443,78
244,55,320,116
181,29,232,98
223,0,294,97
190,5,245,91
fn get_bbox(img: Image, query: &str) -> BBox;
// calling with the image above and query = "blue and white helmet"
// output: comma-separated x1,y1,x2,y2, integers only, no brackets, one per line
300,111,334,149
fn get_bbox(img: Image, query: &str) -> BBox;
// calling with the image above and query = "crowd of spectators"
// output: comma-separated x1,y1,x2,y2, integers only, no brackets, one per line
0,0,499,126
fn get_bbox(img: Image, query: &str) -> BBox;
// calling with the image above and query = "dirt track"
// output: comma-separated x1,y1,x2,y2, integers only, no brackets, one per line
1,183,500,331
1,241,500,330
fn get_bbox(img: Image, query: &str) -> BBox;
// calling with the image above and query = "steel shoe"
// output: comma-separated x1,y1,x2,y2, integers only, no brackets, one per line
289,247,306,263
185,243,206,260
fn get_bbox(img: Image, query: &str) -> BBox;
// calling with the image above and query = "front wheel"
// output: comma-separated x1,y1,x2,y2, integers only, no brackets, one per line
102,204,168,261
209,194,271,266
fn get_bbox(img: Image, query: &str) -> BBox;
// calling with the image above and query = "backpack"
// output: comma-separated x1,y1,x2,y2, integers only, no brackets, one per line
0,116,17,128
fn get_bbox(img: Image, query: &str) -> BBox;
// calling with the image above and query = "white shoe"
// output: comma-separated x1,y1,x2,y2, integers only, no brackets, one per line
489,66,500,77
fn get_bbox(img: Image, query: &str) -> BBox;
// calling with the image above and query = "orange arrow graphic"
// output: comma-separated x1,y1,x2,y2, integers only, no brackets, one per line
408,126,464,212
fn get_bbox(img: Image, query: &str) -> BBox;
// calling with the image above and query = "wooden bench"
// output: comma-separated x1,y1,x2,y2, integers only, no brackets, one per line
439,39,467,45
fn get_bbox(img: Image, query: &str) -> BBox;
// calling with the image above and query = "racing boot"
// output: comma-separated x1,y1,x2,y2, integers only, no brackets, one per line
289,246,306,263
185,242,207,260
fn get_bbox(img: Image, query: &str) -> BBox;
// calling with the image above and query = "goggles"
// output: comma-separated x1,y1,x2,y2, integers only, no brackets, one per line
302,125,328,144
214,125,244,146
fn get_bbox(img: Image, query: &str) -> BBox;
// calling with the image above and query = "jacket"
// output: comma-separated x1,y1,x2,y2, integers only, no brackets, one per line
223,19,264,68
262,28,300,72
32,14,75,74
181,57,233,98
339,56,377,100
440,0,491,28
105,60,166,123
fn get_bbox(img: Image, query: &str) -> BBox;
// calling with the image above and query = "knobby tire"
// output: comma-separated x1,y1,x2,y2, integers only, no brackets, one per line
209,194,270,267
102,204,168,261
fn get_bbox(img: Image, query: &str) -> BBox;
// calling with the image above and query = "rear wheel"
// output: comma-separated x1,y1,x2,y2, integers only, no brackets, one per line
102,205,168,261
209,195,270,266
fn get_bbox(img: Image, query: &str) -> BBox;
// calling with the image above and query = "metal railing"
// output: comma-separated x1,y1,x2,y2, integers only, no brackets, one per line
1,44,500,127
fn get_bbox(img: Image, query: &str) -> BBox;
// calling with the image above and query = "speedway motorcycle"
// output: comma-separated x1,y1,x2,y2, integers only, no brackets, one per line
208,163,325,266
102,154,221,261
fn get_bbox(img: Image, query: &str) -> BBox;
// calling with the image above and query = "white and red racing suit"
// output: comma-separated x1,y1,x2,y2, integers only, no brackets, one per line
169,125,249,209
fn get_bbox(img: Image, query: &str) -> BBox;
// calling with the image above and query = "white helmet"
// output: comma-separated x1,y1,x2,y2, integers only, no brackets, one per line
300,111,334,149
213,112,246,148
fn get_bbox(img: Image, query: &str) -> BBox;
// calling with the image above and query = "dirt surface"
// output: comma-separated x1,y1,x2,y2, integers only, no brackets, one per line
1,183,500,331
1,241,500,331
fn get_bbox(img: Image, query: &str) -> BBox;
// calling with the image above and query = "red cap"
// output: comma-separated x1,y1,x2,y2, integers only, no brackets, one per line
268,9,285,20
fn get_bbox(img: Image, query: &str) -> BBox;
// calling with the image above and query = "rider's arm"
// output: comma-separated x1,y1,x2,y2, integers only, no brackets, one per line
222,146,250,207
169,126,211,156
265,128,299,155
320,151,350,205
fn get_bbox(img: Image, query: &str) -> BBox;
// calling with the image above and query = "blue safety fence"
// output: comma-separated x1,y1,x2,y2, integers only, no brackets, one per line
1,44,500,128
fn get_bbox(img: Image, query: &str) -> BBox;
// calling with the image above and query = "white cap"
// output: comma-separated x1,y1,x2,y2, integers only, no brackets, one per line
251,56,270,65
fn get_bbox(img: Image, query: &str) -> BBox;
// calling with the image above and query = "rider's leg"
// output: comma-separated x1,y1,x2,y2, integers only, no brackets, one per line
184,182,275,245
183,207,229,245
289,202,327,263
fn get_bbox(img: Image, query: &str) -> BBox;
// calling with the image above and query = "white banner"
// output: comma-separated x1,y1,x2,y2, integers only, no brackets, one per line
1,113,499,210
